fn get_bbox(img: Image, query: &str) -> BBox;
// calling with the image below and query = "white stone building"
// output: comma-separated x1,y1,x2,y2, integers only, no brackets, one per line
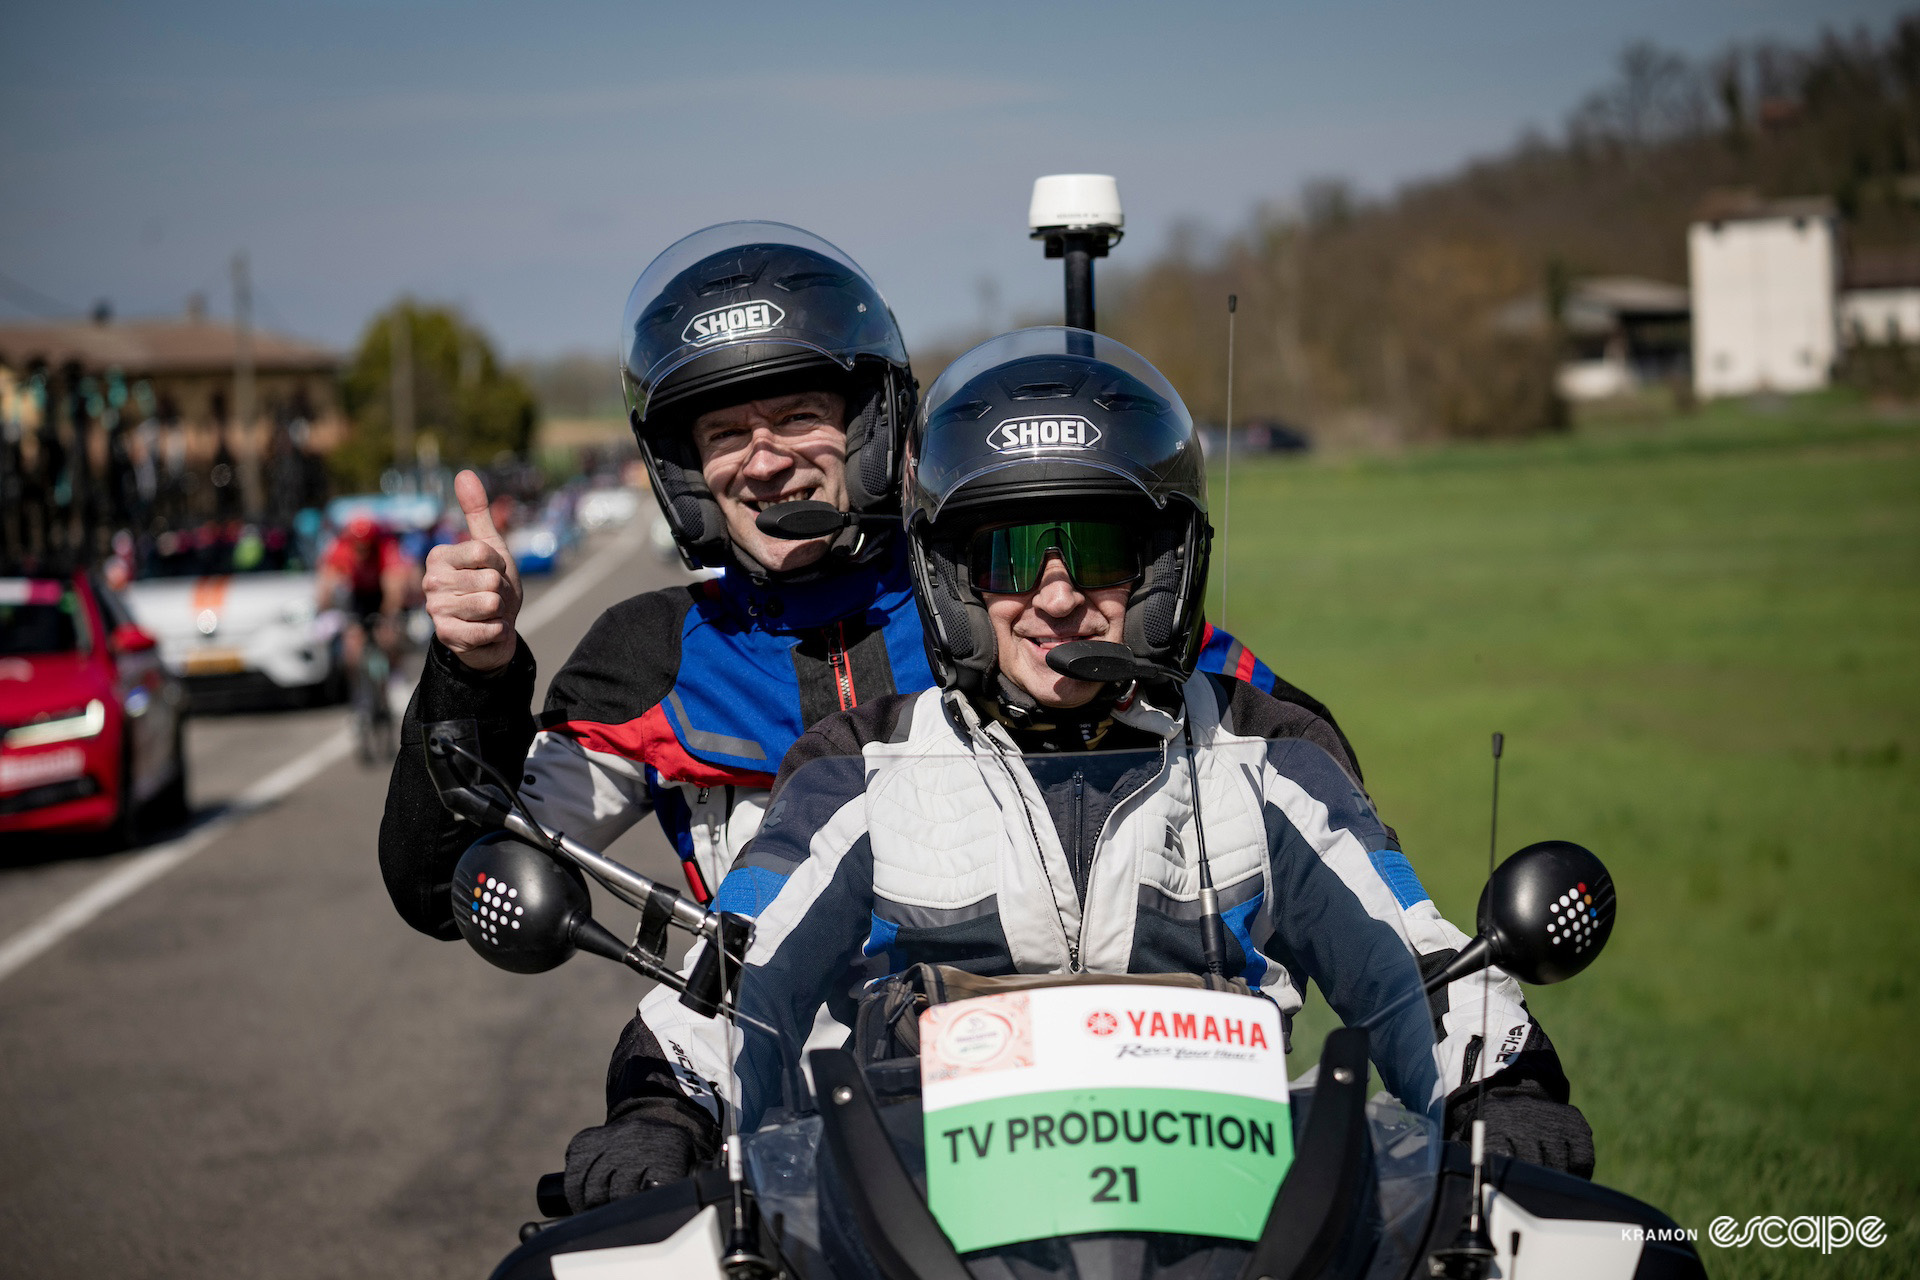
1688,196,1839,398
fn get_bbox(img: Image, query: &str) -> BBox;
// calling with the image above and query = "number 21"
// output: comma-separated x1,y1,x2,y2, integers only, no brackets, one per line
1090,1166,1139,1202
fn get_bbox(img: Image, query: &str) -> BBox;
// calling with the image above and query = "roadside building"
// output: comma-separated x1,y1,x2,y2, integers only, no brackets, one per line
0,301,342,558
1839,248,1920,345
1687,194,1840,398
1553,277,1692,401
1492,276,1692,402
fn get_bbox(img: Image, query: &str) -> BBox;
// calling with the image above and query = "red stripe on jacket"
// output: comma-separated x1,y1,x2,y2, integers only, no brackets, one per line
547,703,778,790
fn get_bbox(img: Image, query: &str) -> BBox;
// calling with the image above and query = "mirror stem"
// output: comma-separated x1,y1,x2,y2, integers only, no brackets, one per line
1358,933,1494,1032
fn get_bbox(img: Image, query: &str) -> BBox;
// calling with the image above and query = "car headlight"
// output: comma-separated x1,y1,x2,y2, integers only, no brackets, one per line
5,699,107,748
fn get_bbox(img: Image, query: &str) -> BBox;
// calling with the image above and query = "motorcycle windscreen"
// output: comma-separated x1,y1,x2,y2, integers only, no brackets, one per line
730,740,1439,1265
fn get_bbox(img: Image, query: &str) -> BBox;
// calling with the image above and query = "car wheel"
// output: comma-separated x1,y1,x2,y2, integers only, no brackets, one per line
148,720,192,831
109,737,143,851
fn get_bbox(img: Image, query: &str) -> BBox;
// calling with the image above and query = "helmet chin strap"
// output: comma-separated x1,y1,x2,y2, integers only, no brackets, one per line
983,669,1126,734
725,516,877,586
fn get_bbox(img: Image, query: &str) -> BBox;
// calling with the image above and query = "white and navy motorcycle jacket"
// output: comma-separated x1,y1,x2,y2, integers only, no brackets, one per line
626,674,1569,1136
378,542,1351,940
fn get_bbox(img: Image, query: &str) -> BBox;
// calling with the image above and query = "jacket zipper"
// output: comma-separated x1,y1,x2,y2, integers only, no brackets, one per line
1070,774,1086,895
828,622,857,710
1071,736,1172,970
983,734,1081,971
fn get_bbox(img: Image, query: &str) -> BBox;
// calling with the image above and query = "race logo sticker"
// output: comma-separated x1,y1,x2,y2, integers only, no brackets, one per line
682,300,786,345
923,993,1035,1085
988,415,1104,452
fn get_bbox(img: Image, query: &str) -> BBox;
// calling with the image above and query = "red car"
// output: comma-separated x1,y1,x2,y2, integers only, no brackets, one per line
0,568,190,842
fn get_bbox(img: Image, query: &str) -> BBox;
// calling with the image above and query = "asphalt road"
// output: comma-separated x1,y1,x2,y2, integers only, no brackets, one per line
0,525,696,1279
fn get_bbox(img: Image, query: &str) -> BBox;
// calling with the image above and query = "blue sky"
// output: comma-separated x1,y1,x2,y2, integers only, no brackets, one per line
1,0,1904,361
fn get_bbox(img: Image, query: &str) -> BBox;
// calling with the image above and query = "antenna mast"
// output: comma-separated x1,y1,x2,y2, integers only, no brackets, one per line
1221,294,1237,629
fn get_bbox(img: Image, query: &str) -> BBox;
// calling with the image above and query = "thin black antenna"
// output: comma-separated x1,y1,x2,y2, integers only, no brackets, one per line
1220,294,1237,629
1469,733,1505,1252
1478,730,1502,1115
1424,734,1505,1279
1489,732,1503,872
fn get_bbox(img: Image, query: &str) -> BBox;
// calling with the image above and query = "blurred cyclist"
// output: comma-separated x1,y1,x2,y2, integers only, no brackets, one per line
316,512,412,686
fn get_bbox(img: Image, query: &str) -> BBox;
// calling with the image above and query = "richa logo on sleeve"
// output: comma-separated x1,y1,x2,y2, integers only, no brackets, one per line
989,415,1104,452
682,299,786,344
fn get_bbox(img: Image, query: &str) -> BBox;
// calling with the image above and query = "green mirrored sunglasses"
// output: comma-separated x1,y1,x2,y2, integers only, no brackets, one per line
967,521,1142,595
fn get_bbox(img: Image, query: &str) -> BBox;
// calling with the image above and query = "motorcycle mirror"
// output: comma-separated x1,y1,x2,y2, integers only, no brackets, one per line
452,832,619,975
1477,839,1616,985
1424,841,1616,995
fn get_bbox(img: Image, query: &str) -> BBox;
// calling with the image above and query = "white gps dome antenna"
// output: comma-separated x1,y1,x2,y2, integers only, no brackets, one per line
1029,174,1125,330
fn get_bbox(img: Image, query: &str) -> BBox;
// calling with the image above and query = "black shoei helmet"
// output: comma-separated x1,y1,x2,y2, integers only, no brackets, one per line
620,221,915,572
903,328,1212,699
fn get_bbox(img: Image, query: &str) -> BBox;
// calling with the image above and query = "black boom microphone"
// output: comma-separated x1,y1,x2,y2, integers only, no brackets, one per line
1044,639,1180,687
754,500,895,541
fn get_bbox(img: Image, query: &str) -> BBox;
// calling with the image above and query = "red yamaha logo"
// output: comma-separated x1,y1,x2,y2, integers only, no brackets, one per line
1085,1010,1119,1036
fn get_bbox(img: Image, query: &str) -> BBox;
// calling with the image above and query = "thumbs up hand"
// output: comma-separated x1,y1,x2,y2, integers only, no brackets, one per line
422,469,524,672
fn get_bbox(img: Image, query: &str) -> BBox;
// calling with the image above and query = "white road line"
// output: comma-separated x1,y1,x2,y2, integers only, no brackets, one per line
0,519,651,986
0,730,354,984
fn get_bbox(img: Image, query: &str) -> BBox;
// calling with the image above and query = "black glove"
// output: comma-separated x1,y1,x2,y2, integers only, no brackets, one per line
563,1118,701,1213
1448,1085,1595,1180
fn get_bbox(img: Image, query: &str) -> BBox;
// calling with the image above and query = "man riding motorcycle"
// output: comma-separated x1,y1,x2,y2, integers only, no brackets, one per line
380,223,1354,934
566,329,1593,1213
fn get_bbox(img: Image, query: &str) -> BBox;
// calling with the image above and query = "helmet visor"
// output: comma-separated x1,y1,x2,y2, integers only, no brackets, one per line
620,221,907,418
968,520,1141,594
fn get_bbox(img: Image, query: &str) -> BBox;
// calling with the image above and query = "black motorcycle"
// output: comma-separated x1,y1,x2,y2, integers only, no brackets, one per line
423,721,1706,1280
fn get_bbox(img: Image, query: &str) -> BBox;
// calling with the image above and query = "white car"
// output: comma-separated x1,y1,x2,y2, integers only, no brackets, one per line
577,484,641,530
122,533,338,709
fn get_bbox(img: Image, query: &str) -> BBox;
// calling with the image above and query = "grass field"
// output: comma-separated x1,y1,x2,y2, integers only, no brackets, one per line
1208,393,1919,1277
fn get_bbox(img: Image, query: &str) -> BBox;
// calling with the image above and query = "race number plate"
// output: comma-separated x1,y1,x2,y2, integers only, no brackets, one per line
920,984,1291,1252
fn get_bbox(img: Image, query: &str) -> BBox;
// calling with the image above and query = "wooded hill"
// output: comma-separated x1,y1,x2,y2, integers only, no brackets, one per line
995,14,1920,444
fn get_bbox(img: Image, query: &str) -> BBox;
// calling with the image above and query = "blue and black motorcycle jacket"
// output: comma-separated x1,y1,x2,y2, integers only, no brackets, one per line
376,540,1364,941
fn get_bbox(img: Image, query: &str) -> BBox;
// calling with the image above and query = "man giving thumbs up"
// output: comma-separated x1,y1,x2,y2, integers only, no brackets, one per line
421,470,523,673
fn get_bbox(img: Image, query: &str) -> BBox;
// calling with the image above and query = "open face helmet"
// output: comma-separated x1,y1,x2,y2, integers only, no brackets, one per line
619,221,915,573
902,327,1211,701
